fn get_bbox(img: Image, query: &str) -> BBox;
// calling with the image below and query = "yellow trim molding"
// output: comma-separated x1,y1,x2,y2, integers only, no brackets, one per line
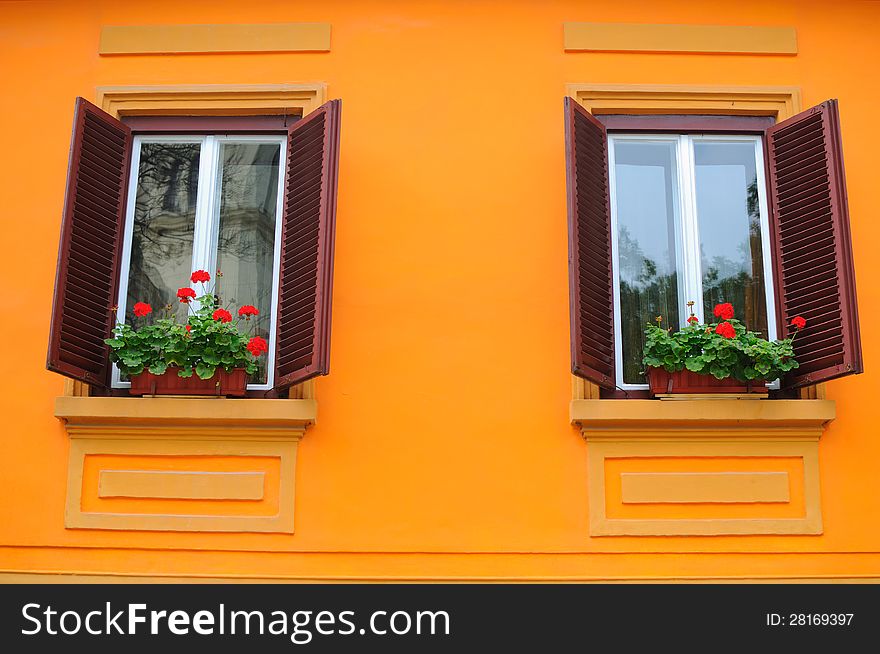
564,22,797,55
2,572,878,584
97,83,326,119
572,399,834,536
620,471,790,504
100,23,331,55
98,470,266,501
56,396,316,533
567,83,801,120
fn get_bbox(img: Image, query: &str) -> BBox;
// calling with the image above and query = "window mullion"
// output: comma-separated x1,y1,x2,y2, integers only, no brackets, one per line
678,135,704,323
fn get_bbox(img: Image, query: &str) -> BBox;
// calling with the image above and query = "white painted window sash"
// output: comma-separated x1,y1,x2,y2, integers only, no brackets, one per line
608,133,777,391
112,134,287,391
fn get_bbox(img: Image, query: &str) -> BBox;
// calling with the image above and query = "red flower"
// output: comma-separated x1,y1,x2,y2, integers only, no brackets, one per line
212,308,232,323
713,303,734,320
190,270,211,284
133,302,152,317
715,321,736,339
177,287,197,303
687,316,699,325
185,325,192,333
238,305,259,319
247,336,269,357
791,315,807,330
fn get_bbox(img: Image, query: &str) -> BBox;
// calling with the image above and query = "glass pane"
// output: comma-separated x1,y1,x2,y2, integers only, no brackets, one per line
214,142,282,385
693,141,768,338
126,142,200,324
613,141,681,385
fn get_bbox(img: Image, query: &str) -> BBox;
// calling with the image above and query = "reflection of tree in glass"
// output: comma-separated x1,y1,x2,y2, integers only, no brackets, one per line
618,226,679,384
214,144,281,384
700,178,768,338
127,144,200,324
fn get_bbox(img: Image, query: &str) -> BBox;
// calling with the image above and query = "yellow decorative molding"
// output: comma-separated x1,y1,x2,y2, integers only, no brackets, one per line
566,84,801,120
100,23,331,55
97,83,326,119
620,471,790,504
2,571,879,584
564,22,797,55
572,399,833,536
98,470,266,501
571,398,834,432
56,396,315,533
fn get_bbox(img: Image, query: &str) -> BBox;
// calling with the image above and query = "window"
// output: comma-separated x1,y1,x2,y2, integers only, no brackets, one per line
608,134,776,388
47,98,342,396
565,98,863,394
116,135,286,390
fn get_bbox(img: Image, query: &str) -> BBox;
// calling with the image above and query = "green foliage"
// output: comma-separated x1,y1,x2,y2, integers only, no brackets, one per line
105,292,260,380
642,315,799,383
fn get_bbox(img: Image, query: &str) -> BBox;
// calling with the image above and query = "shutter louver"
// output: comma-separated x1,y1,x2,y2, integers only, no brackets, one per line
273,99,341,391
47,97,131,389
564,97,616,389
766,99,862,388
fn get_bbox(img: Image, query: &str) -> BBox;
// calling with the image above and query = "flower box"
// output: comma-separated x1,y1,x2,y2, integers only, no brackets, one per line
129,367,249,397
646,367,768,397
106,269,269,399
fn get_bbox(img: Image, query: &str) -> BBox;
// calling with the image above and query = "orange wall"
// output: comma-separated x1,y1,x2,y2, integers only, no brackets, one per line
1,0,879,580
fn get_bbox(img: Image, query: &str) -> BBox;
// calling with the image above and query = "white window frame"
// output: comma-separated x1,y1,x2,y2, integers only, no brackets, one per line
112,133,288,392
607,133,778,391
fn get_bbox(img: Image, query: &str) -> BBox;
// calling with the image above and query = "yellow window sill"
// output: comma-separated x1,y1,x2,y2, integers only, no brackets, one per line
55,396,316,534
570,399,835,537
55,395,317,431
570,398,835,434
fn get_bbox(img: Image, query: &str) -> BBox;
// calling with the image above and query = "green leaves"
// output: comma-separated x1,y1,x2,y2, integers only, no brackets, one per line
642,317,799,383
195,363,216,380
104,287,261,381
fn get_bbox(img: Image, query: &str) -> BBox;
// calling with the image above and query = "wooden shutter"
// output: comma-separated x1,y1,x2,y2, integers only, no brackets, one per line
766,99,862,388
565,97,616,389
273,99,341,391
46,97,132,389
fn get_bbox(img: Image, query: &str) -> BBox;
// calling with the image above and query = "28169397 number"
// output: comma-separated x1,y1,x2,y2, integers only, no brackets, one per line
766,613,854,627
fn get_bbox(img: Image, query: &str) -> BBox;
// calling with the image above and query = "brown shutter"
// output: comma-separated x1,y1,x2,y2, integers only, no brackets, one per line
564,97,616,389
273,99,341,391
46,98,132,389
766,99,862,388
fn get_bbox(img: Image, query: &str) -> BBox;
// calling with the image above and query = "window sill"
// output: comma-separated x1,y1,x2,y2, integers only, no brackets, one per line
570,398,835,433
55,396,316,534
56,395,317,430
570,399,835,537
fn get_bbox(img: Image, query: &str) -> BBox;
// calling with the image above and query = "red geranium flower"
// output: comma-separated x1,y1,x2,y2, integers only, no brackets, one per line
212,308,232,323
791,315,807,330
133,302,152,317
687,316,699,325
190,270,211,284
238,305,259,319
177,287,197,303
185,324,192,333
715,321,736,339
713,303,734,320
247,336,269,357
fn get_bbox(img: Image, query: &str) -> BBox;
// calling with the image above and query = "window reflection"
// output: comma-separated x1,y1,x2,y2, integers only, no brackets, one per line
693,141,769,338
613,141,681,385
127,142,200,324
214,143,281,385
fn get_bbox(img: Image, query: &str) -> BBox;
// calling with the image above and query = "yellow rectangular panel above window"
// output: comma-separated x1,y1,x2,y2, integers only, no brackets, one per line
563,22,797,55
100,23,331,55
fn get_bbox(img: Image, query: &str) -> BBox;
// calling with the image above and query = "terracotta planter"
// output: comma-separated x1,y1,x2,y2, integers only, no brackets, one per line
646,366,768,397
129,367,248,397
